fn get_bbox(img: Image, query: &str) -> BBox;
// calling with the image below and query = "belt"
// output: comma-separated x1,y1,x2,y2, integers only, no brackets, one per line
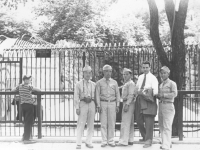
159,100,173,104
100,99,116,102
123,100,127,102
80,99,94,102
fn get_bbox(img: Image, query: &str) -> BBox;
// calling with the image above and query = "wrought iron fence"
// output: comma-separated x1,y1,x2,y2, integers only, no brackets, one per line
0,42,199,139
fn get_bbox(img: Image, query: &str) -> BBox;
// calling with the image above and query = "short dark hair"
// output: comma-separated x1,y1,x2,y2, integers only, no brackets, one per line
142,61,151,67
23,75,31,81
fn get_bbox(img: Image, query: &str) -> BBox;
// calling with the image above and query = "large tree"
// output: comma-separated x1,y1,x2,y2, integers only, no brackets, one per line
147,0,189,136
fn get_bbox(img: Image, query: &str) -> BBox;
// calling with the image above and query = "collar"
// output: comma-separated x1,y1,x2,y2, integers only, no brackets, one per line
124,79,131,84
162,78,169,84
103,77,111,82
22,83,29,86
83,79,91,83
144,72,151,76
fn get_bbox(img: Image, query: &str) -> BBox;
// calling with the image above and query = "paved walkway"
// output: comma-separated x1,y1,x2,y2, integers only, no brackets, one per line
0,137,200,150
1,142,200,150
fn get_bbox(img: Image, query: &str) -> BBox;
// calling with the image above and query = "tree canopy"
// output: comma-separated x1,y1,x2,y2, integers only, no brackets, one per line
0,0,200,44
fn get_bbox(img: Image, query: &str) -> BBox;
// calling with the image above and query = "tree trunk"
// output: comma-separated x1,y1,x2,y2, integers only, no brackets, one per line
147,0,189,136
147,0,170,67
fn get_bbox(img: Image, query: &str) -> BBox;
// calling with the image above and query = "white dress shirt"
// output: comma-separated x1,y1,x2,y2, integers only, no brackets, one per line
136,72,158,96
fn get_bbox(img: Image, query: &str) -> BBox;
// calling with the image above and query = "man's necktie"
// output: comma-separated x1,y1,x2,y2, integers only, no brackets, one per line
140,74,146,89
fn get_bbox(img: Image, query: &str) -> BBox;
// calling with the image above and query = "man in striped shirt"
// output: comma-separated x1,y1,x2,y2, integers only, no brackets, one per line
12,75,41,144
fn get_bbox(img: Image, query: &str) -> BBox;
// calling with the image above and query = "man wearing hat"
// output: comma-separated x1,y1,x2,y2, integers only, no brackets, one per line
157,66,177,150
96,64,120,147
135,61,158,148
12,75,41,144
116,68,136,146
74,65,96,149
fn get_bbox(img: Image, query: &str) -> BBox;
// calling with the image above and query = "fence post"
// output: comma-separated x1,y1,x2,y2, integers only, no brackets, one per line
82,51,86,67
178,92,183,141
20,58,23,83
37,94,42,139
198,46,200,90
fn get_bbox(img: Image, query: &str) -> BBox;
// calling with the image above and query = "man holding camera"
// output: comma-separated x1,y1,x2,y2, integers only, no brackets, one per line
74,66,96,149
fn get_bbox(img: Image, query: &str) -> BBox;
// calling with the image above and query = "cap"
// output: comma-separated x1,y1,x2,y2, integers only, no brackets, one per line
23,75,32,80
161,66,170,73
103,65,112,70
83,66,92,72
123,68,132,74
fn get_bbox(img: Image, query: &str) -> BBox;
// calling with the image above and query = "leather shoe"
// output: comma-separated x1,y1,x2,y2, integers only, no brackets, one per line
76,145,81,149
128,142,134,145
139,138,145,142
23,140,36,144
116,143,127,146
85,144,93,148
143,144,152,148
101,143,107,147
160,145,172,149
108,143,115,147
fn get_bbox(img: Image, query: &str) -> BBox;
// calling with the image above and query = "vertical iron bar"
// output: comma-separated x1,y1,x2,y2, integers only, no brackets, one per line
37,94,42,139
19,58,23,122
69,50,71,136
178,92,183,141
132,47,135,76
127,50,130,68
82,52,86,67
64,50,66,136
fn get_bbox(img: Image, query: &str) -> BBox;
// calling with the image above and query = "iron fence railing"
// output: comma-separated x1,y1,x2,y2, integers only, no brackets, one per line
178,90,200,140
0,43,199,139
0,90,200,141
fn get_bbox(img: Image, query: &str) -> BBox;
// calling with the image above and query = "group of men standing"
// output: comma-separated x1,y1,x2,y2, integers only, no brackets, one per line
74,61,177,150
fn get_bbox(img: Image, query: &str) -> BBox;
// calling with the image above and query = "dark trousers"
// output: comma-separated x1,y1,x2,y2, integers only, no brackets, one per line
16,103,42,121
21,103,34,140
135,98,155,143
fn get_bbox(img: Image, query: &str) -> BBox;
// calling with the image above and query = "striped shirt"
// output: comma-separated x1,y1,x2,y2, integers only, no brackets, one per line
14,84,37,104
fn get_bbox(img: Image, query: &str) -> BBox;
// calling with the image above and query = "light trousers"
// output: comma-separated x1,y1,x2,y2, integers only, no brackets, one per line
159,103,175,149
119,102,135,145
76,101,95,145
100,101,116,145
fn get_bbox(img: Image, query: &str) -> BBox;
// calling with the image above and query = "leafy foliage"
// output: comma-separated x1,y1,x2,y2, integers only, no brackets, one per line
0,0,200,44
0,6,32,38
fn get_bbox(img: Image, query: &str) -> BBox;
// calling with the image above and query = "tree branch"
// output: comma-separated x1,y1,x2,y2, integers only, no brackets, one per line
147,0,170,67
164,0,175,32
178,0,189,29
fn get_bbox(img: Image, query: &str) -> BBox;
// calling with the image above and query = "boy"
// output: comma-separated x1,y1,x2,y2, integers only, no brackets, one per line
12,75,41,144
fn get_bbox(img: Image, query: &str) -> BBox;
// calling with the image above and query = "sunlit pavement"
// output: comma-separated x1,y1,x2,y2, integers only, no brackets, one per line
0,137,200,150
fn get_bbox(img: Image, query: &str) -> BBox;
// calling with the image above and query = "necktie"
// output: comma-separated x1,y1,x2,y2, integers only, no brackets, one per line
140,74,146,89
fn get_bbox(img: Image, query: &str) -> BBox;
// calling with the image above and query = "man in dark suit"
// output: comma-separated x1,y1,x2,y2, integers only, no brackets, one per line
135,61,158,148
